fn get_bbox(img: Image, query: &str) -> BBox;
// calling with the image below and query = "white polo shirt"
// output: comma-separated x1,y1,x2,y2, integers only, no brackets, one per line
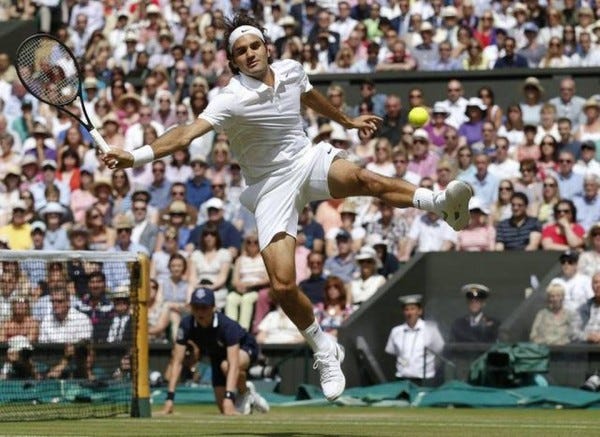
39,308,93,343
199,59,313,185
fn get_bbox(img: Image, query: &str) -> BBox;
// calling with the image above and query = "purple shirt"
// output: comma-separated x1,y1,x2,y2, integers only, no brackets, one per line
424,124,452,148
458,121,484,146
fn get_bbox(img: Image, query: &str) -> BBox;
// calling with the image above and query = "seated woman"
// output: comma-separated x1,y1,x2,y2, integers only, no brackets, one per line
530,280,577,345
314,276,353,338
456,197,496,251
541,200,585,251
159,253,190,342
226,232,270,332
350,246,386,310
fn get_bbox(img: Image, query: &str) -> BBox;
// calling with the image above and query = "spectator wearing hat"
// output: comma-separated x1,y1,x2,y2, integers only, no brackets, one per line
29,159,70,210
0,165,22,218
450,284,499,343
572,175,600,233
519,77,545,127
39,202,69,251
324,229,357,285
68,224,90,251
456,197,496,252
407,129,439,179
325,199,365,257
578,224,600,277
573,272,600,344
575,7,596,38
349,246,385,310
423,102,451,149
0,200,31,250
106,286,132,343
100,113,125,150
187,197,242,259
413,21,439,70
576,97,600,143
108,213,148,255
399,210,457,262
155,200,192,252
88,176,113,225
530,280,577,345
0,335,38,380
493,36,528,68
555,251,593,313
495,192,542,251
130,198,159,255
385,294,444,385
275,15,301,59
162,287,265,416
458,97,487,147
185,154,212,210
74,271,114,342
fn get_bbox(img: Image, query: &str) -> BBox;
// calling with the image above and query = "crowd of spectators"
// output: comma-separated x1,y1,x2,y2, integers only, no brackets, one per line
0,1,599,376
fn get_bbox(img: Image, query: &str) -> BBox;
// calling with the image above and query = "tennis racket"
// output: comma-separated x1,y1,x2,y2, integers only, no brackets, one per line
15,33,110,153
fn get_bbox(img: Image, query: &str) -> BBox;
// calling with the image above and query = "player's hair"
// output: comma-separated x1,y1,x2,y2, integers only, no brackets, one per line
221,13,272,75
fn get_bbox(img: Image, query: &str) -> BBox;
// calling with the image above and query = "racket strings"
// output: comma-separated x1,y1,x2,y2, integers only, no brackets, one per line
17,36,80,106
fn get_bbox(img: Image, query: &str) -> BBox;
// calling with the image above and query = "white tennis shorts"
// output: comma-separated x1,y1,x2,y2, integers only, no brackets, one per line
239,142,344,250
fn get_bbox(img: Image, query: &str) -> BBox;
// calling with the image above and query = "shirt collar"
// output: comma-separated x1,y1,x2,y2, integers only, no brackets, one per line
239,66,281,95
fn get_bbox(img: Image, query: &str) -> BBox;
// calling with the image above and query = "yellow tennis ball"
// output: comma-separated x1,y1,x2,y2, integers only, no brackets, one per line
408,107,429,127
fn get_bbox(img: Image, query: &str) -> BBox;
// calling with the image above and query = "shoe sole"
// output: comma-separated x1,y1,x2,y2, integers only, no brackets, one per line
325,344,346,402
442,180,473,231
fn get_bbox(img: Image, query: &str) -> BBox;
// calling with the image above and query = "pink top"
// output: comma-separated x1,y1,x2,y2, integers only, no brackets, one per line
457,225,496,251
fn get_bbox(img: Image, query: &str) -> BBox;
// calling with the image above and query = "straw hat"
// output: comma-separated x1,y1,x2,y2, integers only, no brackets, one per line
117,93,142,110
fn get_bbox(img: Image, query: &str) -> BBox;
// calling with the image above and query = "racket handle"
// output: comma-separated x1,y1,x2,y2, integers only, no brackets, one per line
89,128,110,154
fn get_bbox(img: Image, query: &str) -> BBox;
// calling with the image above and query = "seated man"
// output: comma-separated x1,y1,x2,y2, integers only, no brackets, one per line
450,283,500,343
574,272,600,343
162,288,269,416
495,192,542,251
385,294,444,385
398,211,457,262
39,288,92,344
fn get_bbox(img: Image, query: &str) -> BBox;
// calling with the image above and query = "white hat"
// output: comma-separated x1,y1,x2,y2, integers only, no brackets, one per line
11,199,27,211
413,128,429,140
432,101,450,115
83,77,99,89
365,234,387,247
204,197,224,210
31,221,47,233
190,154,207,164
355,245,382,268
279,16,297,27
441,6,458,17
146,4,160,14
465,97,487,112
399,294,423,306
41,159,57,170
110,284,130,300
330,129,351,143
420,22,434,33
40,201,65,216
468,196,490,215
7,335,33,353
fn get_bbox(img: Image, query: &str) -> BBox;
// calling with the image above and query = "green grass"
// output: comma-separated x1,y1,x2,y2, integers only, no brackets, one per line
1,405,599,436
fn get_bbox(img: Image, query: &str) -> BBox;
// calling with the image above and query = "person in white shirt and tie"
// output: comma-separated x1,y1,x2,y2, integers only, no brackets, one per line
385,294,444,385
106,286,132,344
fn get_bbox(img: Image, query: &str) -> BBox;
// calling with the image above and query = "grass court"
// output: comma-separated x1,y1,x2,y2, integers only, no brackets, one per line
2,405,599,436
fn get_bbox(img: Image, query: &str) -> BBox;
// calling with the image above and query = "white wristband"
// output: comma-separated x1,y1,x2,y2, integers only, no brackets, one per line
132,145,155,168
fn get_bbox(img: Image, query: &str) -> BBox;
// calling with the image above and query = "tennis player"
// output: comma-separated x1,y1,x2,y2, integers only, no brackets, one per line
103,14,472,401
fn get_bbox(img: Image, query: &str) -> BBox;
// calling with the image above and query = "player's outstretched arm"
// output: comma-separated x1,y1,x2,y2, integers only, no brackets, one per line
103,118,214,169
301,88,382,137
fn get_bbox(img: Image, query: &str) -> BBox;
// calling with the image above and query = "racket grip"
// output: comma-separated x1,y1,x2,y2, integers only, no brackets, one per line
89,128,110,153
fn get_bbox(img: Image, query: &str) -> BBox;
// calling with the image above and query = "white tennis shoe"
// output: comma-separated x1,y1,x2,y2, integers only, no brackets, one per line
235,390,252,415
245,381,270,413
313,343,346,401
434,180,473,231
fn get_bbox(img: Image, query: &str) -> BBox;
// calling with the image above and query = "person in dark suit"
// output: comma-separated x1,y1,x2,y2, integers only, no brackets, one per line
106,285,132,344
450,283,499,342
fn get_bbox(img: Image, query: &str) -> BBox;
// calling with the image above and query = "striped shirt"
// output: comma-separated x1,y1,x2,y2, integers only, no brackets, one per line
496,217,542,250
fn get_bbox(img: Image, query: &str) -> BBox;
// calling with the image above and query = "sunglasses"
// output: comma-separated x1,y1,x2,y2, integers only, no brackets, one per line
556,209,571,214
499,187,513,191
212,184,225,188
543,183,556,188
559,159,573,163
245,239,258,245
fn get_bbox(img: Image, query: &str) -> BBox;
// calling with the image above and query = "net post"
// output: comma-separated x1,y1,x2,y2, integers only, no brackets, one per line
131,254,151,418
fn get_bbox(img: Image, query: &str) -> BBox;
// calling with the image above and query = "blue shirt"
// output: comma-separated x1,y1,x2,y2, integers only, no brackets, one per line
459,171,500,209
555,171,584,200
299,274,326,304
301,219,325,251
176,312,256,364
496,216,542,250
324,255,356,284
572,194,600,232
148,180,172,210
187,219,242,252
185,177,212,209
493,55,529,69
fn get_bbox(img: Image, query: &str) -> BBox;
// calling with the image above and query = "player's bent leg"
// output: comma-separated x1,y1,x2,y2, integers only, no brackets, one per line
327,158,473,231
261,233,345,401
